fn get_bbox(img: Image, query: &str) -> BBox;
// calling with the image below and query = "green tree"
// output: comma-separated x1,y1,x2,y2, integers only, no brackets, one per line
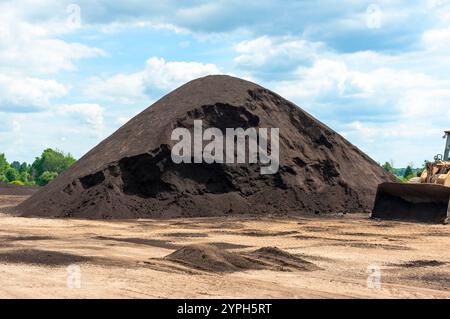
0,153,8,175
20,170,31,184
36,171,58,186
31,148,76,179
0,154,7,169
382,161,395,174
403,165,414,180
5,166,20,182
10,161,21,171
19,162,29,174
0,154,10,183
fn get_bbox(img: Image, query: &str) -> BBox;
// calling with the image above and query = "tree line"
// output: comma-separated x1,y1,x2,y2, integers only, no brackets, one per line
0,149,76,186
381,160,426,182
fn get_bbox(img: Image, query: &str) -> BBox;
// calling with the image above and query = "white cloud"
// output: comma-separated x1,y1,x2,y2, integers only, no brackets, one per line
345,121,443,140
269,54,448,121
0,0,105,123
58,103,105,134
234,36,323,72
83,56,221,104
0,74,68,111
0,4,105,75
397,88,450,119
275,59,349,99
422,27,450,52
142,57,221,92
84,72,147,105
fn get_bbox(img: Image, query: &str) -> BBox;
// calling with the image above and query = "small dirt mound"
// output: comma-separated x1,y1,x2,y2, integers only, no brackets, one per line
249,246,320,271
164,244,319,273
395,259,447,268
165,244,262,272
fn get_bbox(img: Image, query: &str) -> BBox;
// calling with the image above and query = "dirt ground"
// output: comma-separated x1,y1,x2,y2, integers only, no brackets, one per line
0,195,449,298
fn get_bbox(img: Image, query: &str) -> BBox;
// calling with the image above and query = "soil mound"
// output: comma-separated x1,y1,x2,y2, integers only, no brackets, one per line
250,246,319,271
165,244,319,273
16,75,395,218
0,183,39,196
165,244,262,272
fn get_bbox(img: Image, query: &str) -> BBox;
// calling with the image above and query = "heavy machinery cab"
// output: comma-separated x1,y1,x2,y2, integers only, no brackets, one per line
419,132,450,186
420,161,450,186
444,130,450,161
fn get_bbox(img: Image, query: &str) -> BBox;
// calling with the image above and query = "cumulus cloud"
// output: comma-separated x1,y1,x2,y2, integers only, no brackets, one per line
84,73,147,105
276,59,438,101
0,39,104,74
0,3,104,74
83,56,221,103
422,27,450,52
142,57,221,92
0,0,105,134
234,36,324,78
0,74,68,112
271,54,450,122
58,103,105,134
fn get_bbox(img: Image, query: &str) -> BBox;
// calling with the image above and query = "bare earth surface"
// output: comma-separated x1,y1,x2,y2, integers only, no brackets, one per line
0,195,449,299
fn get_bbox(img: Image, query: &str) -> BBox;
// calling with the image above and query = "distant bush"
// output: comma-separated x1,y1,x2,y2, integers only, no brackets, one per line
10,180,25,185
5,167,20,183
36,171,59,186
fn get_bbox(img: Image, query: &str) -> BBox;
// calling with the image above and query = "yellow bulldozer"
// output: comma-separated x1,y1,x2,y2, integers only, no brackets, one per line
371,130,450,223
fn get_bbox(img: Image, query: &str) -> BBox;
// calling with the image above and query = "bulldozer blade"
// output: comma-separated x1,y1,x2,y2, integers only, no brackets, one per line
371,182,450,223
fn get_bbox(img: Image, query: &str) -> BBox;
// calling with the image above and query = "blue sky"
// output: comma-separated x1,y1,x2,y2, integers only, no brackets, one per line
0,0,449,167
